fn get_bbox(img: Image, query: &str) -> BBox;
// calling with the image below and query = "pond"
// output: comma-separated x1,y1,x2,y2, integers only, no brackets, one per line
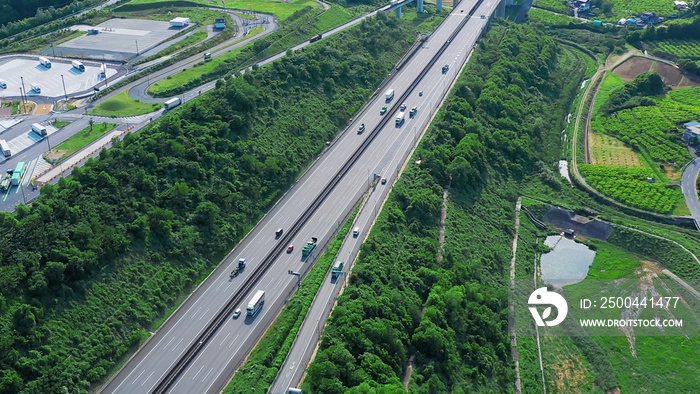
540,235,596,288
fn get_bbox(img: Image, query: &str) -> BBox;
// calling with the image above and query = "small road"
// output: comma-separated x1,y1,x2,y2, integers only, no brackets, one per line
680,156,700,229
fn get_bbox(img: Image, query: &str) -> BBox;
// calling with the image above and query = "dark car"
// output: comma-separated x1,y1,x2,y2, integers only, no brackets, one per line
276,228,283,237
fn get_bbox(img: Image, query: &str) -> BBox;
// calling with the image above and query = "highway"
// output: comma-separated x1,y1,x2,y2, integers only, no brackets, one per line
681,155,700,229
269,0,500,392
103,1,497,393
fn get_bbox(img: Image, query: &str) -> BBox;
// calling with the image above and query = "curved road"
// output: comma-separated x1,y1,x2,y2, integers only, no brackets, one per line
681,156,700,229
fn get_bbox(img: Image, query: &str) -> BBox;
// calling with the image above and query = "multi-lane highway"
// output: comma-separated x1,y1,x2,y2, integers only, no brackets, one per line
103,1,498,393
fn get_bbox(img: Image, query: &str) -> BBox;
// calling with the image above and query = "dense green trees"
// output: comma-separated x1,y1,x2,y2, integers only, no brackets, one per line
0,0,103,39
304,21,587,392
0,14,418,392
602,71,667,113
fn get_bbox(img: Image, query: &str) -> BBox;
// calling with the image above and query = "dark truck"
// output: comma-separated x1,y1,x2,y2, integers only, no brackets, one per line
230,258,246,278
310,34,322,43
302,237,318,257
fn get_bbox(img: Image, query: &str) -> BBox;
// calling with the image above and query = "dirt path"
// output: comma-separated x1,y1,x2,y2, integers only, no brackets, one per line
436,182,450,265
509,197,523,394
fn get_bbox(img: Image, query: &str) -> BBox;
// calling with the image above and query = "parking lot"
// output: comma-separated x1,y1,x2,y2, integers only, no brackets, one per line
0,56,121,99
51,18,191,61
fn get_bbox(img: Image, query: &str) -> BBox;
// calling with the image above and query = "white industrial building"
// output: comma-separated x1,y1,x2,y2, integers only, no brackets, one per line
169,17,190,27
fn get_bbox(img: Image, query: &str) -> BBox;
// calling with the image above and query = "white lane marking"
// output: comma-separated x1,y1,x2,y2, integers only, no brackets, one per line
228,334,240,349
202,367,214,382
191,306,202,320
140,371,154,387
220,332,231,346
172,338,184,351
131,370,145,385
192,365,205,380
198,307,211,321
163,337,175,351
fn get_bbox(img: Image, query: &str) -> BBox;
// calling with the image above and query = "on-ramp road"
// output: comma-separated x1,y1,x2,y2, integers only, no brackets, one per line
681,155,700,229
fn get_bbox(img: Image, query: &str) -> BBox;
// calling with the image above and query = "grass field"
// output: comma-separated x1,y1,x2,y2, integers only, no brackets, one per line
528,8,582,25
49,123,116,162
589,131,644,167
148,27,264,95
51,120,71,129
558,240,700,393
146,30,208,60
92,90,162,117
127,0,318,21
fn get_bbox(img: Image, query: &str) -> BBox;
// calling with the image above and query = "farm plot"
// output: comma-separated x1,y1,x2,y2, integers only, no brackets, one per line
652,61,683,86
613,57,653,82
589,131,645,167
579,165,682,213
654,39,700,59
527,8,582,24
670,86,700,106
531,0,570,13
607,0,676,19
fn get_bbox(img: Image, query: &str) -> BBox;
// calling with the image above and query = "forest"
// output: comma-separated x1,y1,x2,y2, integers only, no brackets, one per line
0,13,419,392
303,20,588,392
0,0,103,39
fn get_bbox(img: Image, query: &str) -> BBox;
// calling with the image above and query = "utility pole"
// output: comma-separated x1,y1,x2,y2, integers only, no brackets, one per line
20,76,28,114
61,74,67,101
135,40,139,55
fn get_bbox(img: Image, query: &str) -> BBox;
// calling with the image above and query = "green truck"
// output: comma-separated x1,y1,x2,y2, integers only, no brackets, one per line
302,237,318,257
331,261,344,277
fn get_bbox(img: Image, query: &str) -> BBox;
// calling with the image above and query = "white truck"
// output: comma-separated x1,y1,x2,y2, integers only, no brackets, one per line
39,56,51,68
0,79,6,89
32,123,47,137
395,111,405,126
72,60,85,72
0,140,10,157
385,89,394,101
30,82,41,93
164,97,182,110
247,290,265,316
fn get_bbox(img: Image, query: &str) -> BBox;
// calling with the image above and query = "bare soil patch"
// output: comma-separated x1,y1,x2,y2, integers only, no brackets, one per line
653,62,684,86
613,57,654,81
678,72,700,88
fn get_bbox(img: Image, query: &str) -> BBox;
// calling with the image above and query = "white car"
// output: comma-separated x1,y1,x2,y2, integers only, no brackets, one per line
400,103,407,111
233,308,241,319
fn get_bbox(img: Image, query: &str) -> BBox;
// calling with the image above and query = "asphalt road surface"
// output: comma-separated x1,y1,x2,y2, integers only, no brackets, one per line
102,2,496,393
270,1,501,392
681,156,700,229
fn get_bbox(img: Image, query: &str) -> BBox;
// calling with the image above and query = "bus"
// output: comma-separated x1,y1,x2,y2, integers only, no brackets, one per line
11,162,25,186
246,290,265,316
0,139,10,157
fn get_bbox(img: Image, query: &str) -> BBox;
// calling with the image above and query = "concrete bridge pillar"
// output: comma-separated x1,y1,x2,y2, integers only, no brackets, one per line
395,6,402,18
496,0,505,18
417,0,424,13
436,0,442,12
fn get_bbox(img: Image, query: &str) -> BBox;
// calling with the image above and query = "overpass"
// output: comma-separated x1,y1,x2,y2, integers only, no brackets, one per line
385,0,511,18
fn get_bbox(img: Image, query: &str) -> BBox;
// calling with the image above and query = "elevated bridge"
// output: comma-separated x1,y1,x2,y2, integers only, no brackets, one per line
384,0,512,18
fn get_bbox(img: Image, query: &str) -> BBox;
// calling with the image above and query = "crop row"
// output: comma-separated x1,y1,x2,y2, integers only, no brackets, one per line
531,0,570,13
579,165,681,213
528,8,582,24
655,39,700,59
669,86,700,106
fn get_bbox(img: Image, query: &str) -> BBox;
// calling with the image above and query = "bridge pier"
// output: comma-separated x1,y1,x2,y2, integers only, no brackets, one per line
436,0,442,12
395,6,402,18
417,0,424,13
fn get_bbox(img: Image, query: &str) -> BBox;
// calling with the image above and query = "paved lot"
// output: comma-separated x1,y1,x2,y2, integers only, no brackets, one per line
2,124,58,158
54,19,192,61
0,57,119,99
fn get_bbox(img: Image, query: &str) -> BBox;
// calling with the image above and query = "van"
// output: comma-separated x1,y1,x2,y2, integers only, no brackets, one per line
30,83,41,93
0,80,6,89
204,52,212,59
352,227,359,237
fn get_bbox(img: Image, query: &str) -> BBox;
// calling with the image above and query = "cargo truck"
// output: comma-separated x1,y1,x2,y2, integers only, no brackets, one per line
72,60,85,72
39,56,51,68
164,97,182,110
10,162,25,186
32,123,47,137
0,173,10,191
247,290,265,316
302,237,318,257
385,89,394,102
0,140,10,157
331,261,344,277
395,111,405,126
309,34,322,43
